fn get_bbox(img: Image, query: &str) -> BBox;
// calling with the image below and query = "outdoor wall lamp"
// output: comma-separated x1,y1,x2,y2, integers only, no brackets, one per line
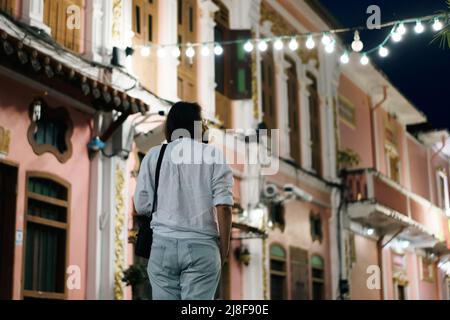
234,246,251,266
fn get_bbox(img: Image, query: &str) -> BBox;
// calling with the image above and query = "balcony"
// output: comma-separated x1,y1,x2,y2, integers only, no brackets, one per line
344,168,450,252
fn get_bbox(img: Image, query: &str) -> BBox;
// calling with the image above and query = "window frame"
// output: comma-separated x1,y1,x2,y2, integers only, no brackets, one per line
27,100,73,164
269,243,288,300
310,254,325,300
21,171,71,300
436,170,450,215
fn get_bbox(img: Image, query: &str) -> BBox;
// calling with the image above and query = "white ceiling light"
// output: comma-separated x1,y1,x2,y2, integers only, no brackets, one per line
186,46,195,58
140,46,151,57
433,18,443,31
200,45,210,56
258,40,268,52
321,33,332,46
214,44,223,56
414,20,425,34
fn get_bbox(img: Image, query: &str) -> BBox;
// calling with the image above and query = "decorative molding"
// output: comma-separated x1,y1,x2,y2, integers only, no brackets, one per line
112,0,123,42
0,125,11,156
27,100,73,164
114,163,126,300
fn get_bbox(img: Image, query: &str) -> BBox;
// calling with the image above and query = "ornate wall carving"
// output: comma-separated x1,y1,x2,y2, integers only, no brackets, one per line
114,163,126,300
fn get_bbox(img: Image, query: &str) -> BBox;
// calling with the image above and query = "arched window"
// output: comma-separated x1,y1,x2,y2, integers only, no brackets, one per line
311,254,325,300
270,244,287,300
23,173,69,300
307,72,321,175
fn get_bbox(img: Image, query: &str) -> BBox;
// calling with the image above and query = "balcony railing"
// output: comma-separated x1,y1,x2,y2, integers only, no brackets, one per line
343,168,449,244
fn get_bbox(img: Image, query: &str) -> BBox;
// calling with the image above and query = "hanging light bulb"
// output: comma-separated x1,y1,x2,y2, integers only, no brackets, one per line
213,44,223,56
244,40,254,53
288,38,299,51
273,38,284,51
414,20,424,33
186,45,196,58
325,41,335,54
171,47,180,58
397,22,407,35
200,45,210,56
305,35,315,49
321,33,332,46
391,32,402,43
140,46,151,57
360,54,369,65
258,40,268,52
433,18,443,31
157,47,167,58
340,52,349,64
378,46,389,58
351,31,364,52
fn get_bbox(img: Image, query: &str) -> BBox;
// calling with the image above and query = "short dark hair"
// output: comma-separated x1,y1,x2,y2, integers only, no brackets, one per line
165,101,203,142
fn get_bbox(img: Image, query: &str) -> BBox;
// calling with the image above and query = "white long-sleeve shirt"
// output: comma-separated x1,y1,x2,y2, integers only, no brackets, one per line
134,138,234,239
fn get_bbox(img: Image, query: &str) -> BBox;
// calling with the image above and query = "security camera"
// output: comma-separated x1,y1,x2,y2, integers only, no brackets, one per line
283,184,313,202
263,183,279,199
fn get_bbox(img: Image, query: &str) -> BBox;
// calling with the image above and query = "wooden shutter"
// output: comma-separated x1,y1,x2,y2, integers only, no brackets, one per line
307,73,321,175
43,0,82,53
229,30,252,99
286,56,301,165
289,247,309,300
177,0,197,101
261,47,277,130
0,0,16,15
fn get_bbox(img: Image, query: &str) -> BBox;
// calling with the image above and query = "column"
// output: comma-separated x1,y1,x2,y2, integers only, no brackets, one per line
156,0,178,101
84,0,106,63
197,0,219,119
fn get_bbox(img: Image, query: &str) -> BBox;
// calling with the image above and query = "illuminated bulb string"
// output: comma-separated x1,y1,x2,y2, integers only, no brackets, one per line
134,12,447,65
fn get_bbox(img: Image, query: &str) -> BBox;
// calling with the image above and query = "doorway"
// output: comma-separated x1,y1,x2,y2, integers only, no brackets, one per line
0,162,18,299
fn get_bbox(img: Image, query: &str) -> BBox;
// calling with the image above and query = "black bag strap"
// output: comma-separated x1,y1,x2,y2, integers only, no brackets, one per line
151,144,167,213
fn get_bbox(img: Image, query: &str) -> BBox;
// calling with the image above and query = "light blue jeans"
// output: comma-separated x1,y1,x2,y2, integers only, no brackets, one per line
148,234,221,300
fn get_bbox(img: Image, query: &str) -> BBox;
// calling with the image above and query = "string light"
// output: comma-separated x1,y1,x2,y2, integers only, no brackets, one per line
391,31,402,42
321,33,332,46
288,38,299,51
273,38,284,51
171,47,180,58
378,46,389,57
214,44,223,55
351,31,364,52
340,52,349,64
360,54,369,65
397,22,407,35
305,35,315,49
414,20,425,33
201,45,210,56
128,12,445,67
244,40,254,53
140,46,150,57
325,41,335,53
186,45,195,58
157,47,167,58
432,18,443,31
258,40,268,52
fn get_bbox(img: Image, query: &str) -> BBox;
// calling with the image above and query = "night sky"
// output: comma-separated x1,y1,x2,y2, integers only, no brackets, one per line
319,0,450,130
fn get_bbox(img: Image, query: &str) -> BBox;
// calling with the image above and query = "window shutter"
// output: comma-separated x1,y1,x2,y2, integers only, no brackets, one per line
289,247,309,300
228,30,252,100
261,47,277,130
286,56,301,165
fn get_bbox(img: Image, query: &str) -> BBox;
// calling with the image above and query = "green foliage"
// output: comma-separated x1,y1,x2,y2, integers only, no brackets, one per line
432,1,450,48
337,148,360,169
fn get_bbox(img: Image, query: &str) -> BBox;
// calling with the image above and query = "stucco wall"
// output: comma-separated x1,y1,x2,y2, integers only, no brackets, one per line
0,72,92,299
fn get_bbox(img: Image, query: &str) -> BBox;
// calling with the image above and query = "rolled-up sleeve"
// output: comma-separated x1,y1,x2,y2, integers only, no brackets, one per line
134,154,154,216
212,158,234,207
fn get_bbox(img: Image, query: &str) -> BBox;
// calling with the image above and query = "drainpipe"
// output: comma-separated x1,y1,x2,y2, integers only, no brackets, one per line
369,86,387,300
369,86,388,171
